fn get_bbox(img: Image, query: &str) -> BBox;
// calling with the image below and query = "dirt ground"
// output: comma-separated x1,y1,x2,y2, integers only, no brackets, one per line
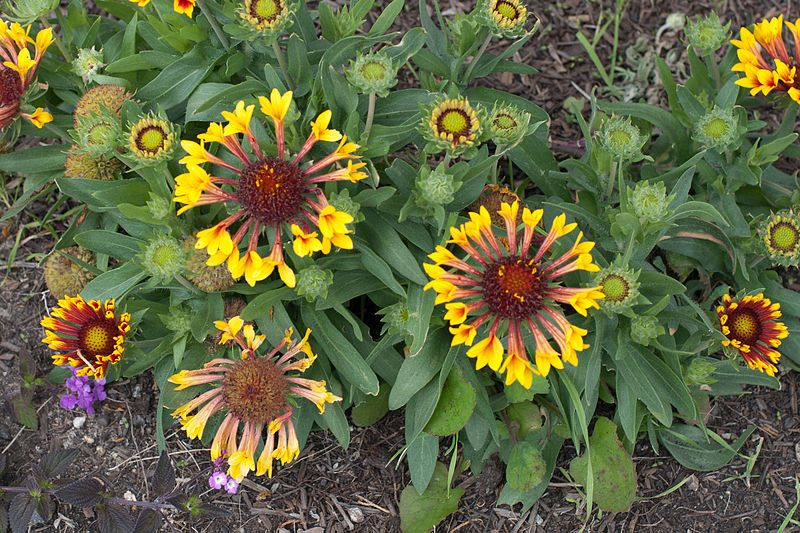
2,0,799,532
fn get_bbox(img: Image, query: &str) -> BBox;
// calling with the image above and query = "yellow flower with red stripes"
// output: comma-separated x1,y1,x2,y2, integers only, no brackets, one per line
731,15,800,104
168,317,340,482
173,89,366,288
424,200,604,388
716,292,789,376
41,295,131,380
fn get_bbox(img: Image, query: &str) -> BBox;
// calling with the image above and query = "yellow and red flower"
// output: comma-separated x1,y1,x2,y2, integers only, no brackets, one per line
168,317,340,482
731,15,800,104
717,292,789,376
128,0,195,17
41,295,131,380
0,19,54,129
424,200,604,388
174,90,365,288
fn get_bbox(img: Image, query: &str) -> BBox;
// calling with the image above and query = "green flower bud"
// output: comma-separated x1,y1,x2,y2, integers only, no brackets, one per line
146,194,172,220
237,0,295,42
126,113,178,165
73,47,105,84
631,180,672,223
43,246,95,298
476,0,528,38
295,265,334,302
161,306,193,335
760,210,800,267
184,236,236,293
421,96,483,156
693,107,738,149
598,116,645,161
3,0,59,24
379,301,410,336
415,165,457,207
684,358,718,386
64,145,123,181
73,85,130,126
345,51,398,97
488,103,530,146
685,12,730,55
328,189,362,222
594,264,640,313
72,108,123,157
630,315,664,346
141,234,186,284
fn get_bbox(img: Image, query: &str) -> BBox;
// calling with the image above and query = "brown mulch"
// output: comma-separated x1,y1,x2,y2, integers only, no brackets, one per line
2,1,800,532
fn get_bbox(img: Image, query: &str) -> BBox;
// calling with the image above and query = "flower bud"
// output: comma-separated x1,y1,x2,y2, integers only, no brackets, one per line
422,96,483,156
598,116,645,161
684,358,718,385
631,180,672,224
594,264,640,313
328,190,362,222
184,236,236,293
630,315,664,346
141,234,187,284
488,103,530,146
379,301,410,336
127,113,178,164
237,0,294,42
146,194,172,220
685,12,730,55
64,145,123,181
295,265,334,302
693,107,738,149
43,246,96,298
72,108,123,157
162,306,193,335
73,47,105,84
345,51,398,97
415,165,457,207
477,0,528,37
760,210,800,267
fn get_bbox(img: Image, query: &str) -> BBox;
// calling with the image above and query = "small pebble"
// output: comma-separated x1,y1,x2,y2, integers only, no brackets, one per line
123,490,136,501
346,507,364,523
83,436,95,444
73,416,86,429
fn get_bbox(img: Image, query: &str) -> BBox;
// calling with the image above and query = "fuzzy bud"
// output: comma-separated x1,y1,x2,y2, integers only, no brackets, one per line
685,12,730,55
72,108,123,157
295,265,334,302
598,116,645,161
415,166,457,207
594,264,640,313
488,103,531,146
329,190,362,221
346,51,398,97
693,107,738,149
630,315,665,346
379,301,410,336
631,181,672,224
684,358,718,385
146,194,173,220
141,234,186,284
73,47,105,84
162,306,193,335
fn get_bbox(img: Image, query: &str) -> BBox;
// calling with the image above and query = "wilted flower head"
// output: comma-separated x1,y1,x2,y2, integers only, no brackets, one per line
42,296,131,380
693,107,738,149
422,96,482,155
73,84,130,125
64,146,123,181
174,90,367,288
685,12,730,55
760,210,800,267
168,317,341,482
43,246,96,299
469,184,520,227
717,292,788,376
0,19,54,131
184,236,236,293
346,51,398,97
731,15,800,104
597,116,645,161
425,201,604,388
73,47,105,83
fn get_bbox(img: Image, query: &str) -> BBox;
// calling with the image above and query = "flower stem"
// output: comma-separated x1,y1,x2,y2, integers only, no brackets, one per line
363,92,376,143
605,160,618,200
491,144,505,183
39,17,71,63
616,159,626,211
463,34,492,84
705,52,720,88
197,0,230,51
621,229,637,267
272,41,293,86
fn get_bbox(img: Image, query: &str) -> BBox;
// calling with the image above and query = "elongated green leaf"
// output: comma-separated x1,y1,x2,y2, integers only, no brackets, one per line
407,433,439,493
389,328,449,409
81,262,148,301
0,145,65,175
659,424,755,471
137,46,222,110
356,241,406,296
73,230,143,261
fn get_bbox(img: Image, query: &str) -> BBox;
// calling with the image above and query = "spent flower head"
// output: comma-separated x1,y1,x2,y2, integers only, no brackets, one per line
43,246,96,299
184,236,236,293
685,12,730,55
64,146,123,181
345,51,398,97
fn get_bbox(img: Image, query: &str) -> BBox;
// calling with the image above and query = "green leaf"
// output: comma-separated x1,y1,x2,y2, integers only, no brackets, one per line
505,401,543,439
356,241,406,296
81,262,148,301
407,433,439,493
318,402,351,449
137,46,222,110
569,417,637,513
424,365,476,436
388,328,449,409
406,284,436,357
369,0,404,35
11,394,38,430
0,145,66,175
351,384,390,427
506,442,546,492
399,463,464,533
73,230,143,261
360,213,427,285
301,305,379,395
659,424,755,471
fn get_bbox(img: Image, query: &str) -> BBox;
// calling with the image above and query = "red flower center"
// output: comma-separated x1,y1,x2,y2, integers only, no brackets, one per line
728,309,761,344
482,255,544,319
79,320,118,356
0,67,22,108
222,356,289,424
237,157,307,225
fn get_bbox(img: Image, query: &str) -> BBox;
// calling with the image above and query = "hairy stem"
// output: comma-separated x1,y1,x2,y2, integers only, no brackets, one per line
363,92,377,143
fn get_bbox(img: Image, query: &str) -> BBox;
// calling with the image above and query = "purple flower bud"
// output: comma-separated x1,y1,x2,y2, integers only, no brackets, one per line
225,478,239,494
209,471,227,490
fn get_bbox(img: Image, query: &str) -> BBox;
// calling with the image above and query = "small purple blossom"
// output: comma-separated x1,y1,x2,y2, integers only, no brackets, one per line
58,368,106,415
225,478,239,494
208,452,238,495
209,472,228,490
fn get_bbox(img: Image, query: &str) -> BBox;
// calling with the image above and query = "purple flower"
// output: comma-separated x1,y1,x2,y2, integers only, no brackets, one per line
59,394,78,410
209,472,228,490
58,367,107,415
225,478,239,494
